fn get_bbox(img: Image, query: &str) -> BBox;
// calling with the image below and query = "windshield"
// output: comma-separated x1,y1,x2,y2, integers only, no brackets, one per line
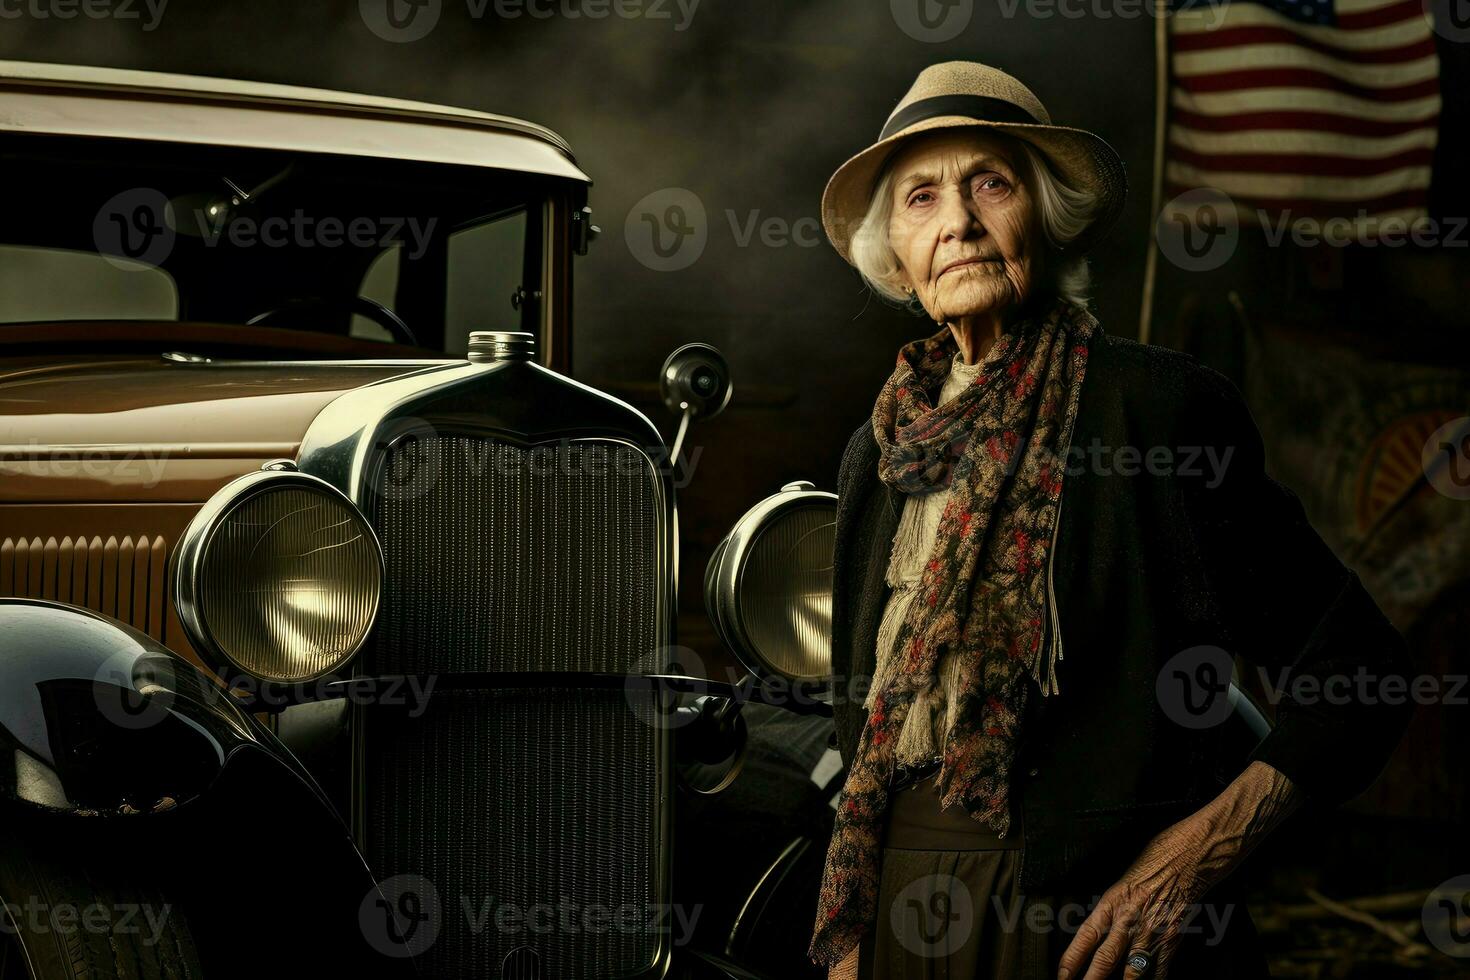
0,134,545,355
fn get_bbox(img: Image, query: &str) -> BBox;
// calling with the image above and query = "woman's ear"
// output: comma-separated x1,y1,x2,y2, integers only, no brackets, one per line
893,268,917,303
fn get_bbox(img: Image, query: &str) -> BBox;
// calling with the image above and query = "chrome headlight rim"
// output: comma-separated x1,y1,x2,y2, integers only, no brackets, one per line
706,482,837,685
173,469,385,686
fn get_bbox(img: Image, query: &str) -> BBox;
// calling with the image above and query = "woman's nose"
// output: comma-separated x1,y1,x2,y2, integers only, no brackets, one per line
938,190,983,243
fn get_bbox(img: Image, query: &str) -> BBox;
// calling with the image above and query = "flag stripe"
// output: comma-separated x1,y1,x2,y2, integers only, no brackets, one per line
1335,0,1427,29
1165,160,1432,199
1168,143,1435,175
1170,106,1439,136
1172,26,1437,64
1176,46,1438,86
1175,67,1439,102
1171,86,1440,119
1173,5,1430,46
1170,123,1437,154
1330,0,1422,15
1163,182,1431,217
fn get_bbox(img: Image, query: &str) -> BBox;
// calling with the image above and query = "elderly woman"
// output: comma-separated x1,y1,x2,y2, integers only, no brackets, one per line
807,62,1414,980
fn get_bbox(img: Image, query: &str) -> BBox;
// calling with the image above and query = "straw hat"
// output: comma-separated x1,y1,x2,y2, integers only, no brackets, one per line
822,61,1127,263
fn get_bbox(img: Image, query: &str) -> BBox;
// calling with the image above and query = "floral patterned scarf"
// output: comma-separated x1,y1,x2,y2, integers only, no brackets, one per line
808,294,1096,968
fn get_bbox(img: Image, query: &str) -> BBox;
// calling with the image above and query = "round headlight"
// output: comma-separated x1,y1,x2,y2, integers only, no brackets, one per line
705,481,836,684
175,470,383,684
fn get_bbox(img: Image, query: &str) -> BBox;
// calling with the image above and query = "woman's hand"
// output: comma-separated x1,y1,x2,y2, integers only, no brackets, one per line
1057,761,1301,979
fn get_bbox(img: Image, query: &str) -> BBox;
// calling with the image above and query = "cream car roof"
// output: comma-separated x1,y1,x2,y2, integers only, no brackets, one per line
0,60,590,183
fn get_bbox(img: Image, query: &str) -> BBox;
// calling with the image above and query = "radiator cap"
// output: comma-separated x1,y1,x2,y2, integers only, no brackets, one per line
467,330,535,363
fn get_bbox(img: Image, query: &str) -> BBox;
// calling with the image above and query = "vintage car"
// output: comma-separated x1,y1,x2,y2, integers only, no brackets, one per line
0,61,847,980
0,61,1270,980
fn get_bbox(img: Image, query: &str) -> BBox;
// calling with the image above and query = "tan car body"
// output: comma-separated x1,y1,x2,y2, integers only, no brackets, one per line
0,62,591,665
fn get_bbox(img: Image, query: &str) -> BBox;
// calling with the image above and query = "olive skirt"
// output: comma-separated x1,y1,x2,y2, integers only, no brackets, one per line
855,779,1084,980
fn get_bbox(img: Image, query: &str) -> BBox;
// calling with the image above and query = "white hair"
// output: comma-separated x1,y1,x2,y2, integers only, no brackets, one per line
849,135,1100,313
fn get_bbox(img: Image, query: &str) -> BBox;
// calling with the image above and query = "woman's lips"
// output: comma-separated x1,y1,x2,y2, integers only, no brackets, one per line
938,258,996,277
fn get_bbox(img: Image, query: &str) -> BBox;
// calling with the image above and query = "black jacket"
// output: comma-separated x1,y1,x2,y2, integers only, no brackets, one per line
829,323,1415,898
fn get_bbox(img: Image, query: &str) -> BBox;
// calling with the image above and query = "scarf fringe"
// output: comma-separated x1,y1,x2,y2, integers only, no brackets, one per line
1031,492,1067,696
885,489,932,587
895,688,937,760
872,492,978,764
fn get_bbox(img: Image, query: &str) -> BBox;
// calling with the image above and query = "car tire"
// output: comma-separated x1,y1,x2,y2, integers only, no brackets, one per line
0,815,203,980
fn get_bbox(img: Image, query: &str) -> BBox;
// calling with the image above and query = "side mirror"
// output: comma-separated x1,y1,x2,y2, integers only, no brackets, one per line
659,343,732,486
704,481,836,688
660,342,732,422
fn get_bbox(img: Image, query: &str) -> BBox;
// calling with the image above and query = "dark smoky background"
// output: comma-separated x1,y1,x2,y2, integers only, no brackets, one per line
7,9,1468,966
0,0,1156,662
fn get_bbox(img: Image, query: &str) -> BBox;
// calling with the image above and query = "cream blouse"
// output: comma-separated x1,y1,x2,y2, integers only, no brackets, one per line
866,350,988,766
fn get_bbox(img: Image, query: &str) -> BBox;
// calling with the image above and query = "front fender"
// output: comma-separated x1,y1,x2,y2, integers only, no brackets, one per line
0,599,421,976
0,597,312,816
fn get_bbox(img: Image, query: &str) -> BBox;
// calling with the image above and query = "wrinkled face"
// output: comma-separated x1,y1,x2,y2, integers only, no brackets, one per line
886,130,1040,323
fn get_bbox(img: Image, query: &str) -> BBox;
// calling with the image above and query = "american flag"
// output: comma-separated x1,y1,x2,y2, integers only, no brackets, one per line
1165,0,1441,235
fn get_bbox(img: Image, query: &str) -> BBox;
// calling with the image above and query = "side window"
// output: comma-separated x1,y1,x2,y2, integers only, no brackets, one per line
444,210,528,356
352,246,401,342
0,245,177,322
349,209,531,352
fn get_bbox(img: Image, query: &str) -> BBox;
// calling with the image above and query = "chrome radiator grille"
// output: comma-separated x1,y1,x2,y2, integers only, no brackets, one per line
369,435,661,675
361,433,668,979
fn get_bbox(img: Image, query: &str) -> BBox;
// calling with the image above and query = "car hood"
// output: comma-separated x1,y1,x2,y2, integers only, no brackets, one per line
0,358,449,502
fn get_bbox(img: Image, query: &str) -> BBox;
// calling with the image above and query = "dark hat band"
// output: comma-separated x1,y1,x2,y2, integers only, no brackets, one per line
878,94,1041,141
